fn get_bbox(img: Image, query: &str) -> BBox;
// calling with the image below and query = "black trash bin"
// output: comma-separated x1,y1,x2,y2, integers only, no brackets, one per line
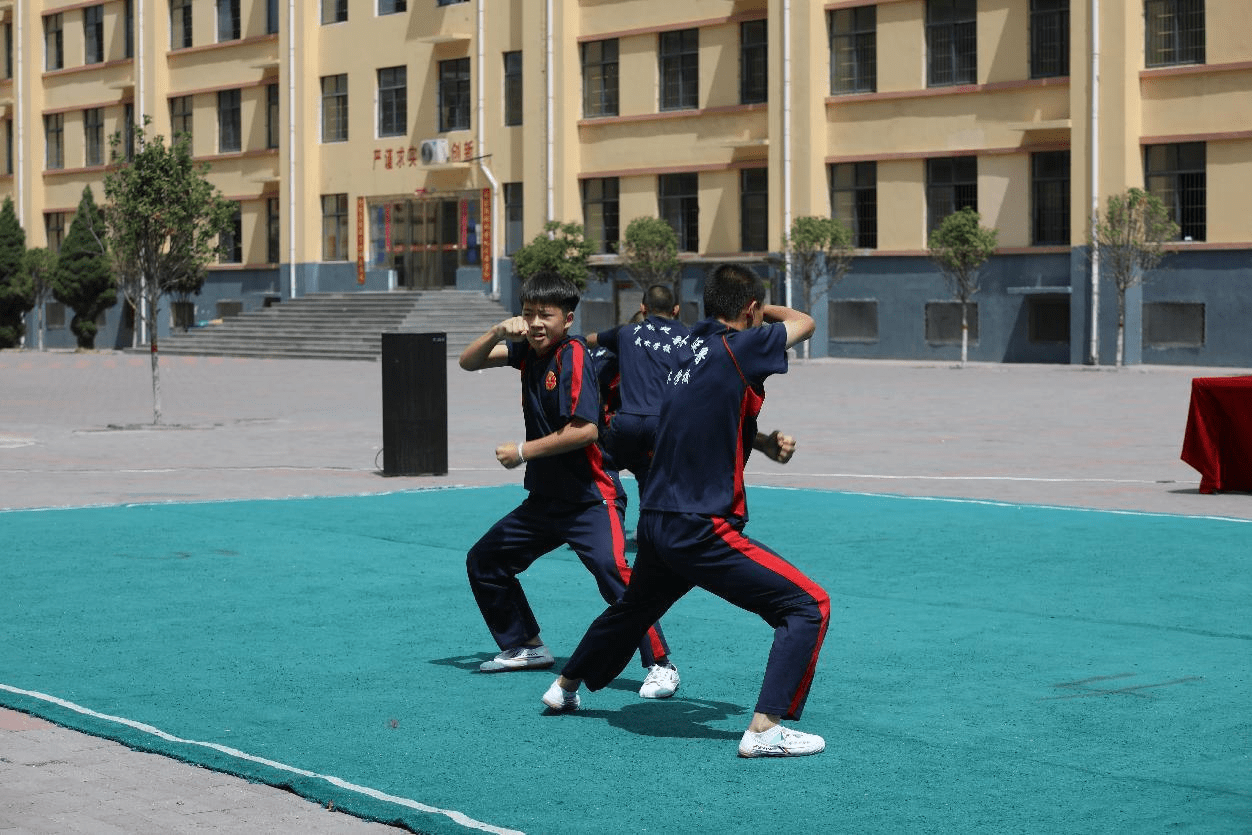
380,332,448,476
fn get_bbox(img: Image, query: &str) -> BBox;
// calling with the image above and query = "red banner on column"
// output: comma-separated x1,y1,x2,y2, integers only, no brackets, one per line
356,196,366,284
481,187,493,283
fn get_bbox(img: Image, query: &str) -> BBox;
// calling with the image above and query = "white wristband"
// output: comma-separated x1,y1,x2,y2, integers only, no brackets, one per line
517,440,526,462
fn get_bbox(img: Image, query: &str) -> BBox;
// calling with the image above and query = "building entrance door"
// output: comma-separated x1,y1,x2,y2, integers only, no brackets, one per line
379,198,464,290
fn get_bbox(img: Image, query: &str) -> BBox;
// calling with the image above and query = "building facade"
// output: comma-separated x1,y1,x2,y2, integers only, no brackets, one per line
3,0,1249,365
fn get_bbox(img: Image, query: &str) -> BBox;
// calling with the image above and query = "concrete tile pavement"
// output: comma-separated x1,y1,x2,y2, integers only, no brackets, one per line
2,348,1249,832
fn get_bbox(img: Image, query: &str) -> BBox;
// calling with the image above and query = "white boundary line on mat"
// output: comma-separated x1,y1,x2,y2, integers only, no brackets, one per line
0,682,523,835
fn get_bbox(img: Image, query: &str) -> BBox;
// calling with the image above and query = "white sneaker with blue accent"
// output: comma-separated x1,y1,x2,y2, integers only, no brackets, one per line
737,725,825,758
639,663,680,699
479,644,555,672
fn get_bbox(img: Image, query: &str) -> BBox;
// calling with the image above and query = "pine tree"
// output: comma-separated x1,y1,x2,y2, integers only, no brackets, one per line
51,187,115,350
0,197,30,349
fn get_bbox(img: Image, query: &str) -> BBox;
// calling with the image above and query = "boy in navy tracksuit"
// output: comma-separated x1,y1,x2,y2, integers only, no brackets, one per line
458,272,679,700
586,285,690,497
540,264,830,758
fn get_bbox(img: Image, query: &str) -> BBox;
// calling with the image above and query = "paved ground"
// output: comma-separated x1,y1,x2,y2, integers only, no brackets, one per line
2,348,1249,833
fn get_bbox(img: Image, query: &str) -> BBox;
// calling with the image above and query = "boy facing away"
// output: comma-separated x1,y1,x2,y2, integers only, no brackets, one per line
540,264,831,758
458,271,679,700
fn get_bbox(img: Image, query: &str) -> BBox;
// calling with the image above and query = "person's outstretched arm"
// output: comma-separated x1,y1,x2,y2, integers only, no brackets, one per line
459,316,527,370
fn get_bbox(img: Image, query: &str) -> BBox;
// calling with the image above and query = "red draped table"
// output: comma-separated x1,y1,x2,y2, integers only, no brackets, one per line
1181,375,1252,493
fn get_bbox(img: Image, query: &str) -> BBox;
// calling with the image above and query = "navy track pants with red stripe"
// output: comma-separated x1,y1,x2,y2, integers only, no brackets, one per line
562,509,829,719
466,493,669,668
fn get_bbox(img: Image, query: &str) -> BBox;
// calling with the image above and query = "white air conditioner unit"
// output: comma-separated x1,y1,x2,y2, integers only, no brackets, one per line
420,139,449,165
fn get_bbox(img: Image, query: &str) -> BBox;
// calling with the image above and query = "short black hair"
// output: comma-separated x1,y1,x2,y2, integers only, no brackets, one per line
643,284,676,315
520,271,581,314
703,264,766,321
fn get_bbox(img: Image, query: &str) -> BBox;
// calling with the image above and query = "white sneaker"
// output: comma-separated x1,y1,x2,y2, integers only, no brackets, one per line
737,725,825,758
541,679,580,711
639,663,680,699
479,644,555,672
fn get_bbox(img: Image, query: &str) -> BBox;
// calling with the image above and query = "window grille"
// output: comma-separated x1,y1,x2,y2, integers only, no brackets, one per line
740,168,769,253
830,162,878,249
582,178,620,255
829,6,876,94
927,0,976,86
1144,302,1205,347
829,300,879,342
926,301,978,344
1032,150,1070,245
378,66,407,137
740,20,767,104
926,156,977,236
1030,0,1069,78
1145,0,1205,67
658,173,699,252
659,29,699,111
581,39,619,118
1145,142,1206,241
438,58,470,132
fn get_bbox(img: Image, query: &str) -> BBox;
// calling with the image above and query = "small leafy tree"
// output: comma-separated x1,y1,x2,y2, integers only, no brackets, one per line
779,215,854,357
0,197,29,349
620,216,682,300
928,207,999,367
50,187,115,350
1091,188,1179,367
511,220,594,290
22,249,58,351
103,121,235,424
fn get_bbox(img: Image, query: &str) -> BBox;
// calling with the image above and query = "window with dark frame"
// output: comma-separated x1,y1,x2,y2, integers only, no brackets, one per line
45,113,64,170
659,29,699,111
581,39,619,118
379,0,407,13
504,182,524,256
830,161,878,249
4,119,12,175
219,202,242,263
123,102,134,161
439,58,471,132
504,51,523,127
322,194,349,261
740,20,767,105
45,14,63,71
170,95,193,146
830,299,879,342
1145,0,1205,67
1145,142,1206,241
321,74,348,142
1144,301,1205,347
322,0,348,25
218,89,242,153
829,6,876,94
437,0,469,5
658,172,699,252
378,66,407,137
268,0,279,34
45,212,67,254
170,0,192,49
927,0,976,87
266,84,280,149
926,301,979,343
740,168,768,253
926,156,977,235
125,0,134,58
1030,0,1069,78
267,197,280,264
1028,296,1070,344
84,5,104,64
582,178,620,255
1031,150,1070,245
4,23,11,79
217,0,241,42
84,107,104,167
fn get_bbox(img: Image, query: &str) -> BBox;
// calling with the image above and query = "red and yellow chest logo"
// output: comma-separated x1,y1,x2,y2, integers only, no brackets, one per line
545,370,558,391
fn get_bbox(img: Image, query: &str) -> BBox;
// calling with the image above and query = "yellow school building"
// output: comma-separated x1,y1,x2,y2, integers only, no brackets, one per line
3,0,1249,364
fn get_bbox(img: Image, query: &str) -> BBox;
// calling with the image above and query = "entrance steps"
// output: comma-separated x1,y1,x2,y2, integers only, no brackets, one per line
158,290,512,361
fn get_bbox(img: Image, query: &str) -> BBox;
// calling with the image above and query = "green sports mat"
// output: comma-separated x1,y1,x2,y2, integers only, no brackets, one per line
2,486,1249,833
